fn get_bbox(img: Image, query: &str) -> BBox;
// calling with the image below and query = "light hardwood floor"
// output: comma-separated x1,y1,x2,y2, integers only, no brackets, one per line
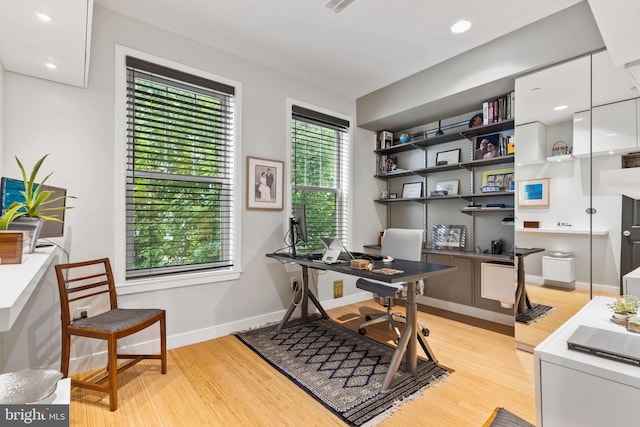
70,299,537,426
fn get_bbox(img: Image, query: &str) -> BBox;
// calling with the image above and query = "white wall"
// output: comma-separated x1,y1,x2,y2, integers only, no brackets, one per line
2,6,381,372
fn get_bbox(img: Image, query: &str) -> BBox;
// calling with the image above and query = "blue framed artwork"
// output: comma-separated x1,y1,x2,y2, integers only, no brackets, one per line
517,178,549,206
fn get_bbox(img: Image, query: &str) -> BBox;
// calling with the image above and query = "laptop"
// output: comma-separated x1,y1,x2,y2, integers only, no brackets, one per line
320,236,348,264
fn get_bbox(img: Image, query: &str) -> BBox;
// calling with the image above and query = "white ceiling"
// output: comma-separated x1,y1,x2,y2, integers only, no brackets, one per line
0,0,585,97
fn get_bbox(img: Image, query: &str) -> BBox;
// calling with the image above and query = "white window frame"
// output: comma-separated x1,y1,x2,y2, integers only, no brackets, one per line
114,45,242,294
285,98,353,248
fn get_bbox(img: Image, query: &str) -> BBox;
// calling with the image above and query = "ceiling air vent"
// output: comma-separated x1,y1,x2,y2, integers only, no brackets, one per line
324,0,356,14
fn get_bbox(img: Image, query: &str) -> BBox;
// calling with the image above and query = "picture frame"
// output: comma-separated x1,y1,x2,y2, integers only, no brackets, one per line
474,133,502,160
247,157,284,210
435,180,459,196
518,178,550,207
431,224,466,250
402,182,423,198
435,148,461,166
481,168,514,192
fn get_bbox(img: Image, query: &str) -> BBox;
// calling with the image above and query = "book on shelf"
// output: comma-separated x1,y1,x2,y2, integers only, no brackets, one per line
482,91,515,125
377,154,399,175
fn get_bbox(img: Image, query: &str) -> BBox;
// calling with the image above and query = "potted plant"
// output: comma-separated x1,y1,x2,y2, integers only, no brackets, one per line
607,295,639,321
0,154,73,253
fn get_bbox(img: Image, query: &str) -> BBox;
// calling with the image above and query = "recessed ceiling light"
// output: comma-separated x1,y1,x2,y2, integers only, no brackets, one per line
606,133,617,137
45,62,57,69
36,12,51,22
451,20,471,34
574,117,584,122
553,105,568,111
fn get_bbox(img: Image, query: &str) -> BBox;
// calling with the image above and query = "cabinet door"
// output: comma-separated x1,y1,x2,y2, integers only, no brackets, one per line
572,110,590,157
592,99,637,155
573,99,638,157
515,122,545,165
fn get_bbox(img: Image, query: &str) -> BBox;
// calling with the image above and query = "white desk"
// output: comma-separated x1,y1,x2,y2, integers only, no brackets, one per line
534,296,640,426
0,247,58,332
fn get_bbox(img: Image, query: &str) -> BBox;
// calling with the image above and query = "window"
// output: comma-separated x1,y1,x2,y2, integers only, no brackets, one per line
291,104,350,250
125,56,236,279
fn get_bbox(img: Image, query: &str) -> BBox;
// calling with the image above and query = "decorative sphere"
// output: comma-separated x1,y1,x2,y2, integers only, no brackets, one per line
399,133,411,143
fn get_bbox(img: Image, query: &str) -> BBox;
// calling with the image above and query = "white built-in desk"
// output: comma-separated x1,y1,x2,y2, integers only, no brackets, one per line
0,247,58,332
534,296,640,426
0,247,61,372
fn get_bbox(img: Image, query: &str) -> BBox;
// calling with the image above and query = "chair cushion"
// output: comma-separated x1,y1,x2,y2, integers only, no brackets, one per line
0,369,63,404
356,278,406,298
71,308,162,332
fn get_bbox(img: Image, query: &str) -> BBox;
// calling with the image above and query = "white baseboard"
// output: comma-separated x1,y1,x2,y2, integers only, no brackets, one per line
417,296,514,326
525,274,619,295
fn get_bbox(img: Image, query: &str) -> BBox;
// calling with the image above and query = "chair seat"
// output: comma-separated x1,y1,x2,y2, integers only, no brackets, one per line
71,308,163,332
356,278,406,298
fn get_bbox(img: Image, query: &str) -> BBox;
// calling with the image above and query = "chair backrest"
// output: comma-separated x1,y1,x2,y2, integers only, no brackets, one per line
55,258,118,326
381,228,424,261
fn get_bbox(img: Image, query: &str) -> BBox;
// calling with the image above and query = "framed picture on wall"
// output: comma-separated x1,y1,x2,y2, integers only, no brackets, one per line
517,178,550,207
247,157,284,210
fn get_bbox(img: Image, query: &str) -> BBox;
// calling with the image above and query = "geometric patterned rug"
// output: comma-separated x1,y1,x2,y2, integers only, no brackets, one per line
516,303,555,324
235,318,448,426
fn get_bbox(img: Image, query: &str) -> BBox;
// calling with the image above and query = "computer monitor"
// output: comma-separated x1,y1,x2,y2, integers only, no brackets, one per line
0,176,67,238
289,204,308,256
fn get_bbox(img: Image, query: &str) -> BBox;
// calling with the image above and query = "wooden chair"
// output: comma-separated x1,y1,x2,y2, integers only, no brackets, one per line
55,258,166,411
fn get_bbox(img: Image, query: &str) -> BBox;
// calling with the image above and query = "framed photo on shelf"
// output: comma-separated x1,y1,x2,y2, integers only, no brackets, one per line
481,168,514,192
431,224,466,250
474,133,501,160
435,180,459,195
435,148,461,165
518,178,550,207
402,182,423,198
247,156,284,210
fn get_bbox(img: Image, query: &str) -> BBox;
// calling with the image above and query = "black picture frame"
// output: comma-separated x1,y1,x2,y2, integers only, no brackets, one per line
474,133,501,160
435,148,461,165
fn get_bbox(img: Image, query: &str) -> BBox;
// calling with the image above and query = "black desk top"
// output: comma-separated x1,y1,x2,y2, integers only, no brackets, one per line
266,252,456,283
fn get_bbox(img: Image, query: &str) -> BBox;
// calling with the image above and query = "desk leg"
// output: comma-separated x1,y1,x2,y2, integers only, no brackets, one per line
277,266,329,332
381,280,425,392
515,254,532,315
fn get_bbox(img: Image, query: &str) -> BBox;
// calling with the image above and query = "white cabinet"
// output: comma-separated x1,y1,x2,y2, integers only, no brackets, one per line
542,256,575,286
534,297,640,426
515,122,546,165
573,99,638,157
481,262,514,308
592,50,639,106
623,266,640,297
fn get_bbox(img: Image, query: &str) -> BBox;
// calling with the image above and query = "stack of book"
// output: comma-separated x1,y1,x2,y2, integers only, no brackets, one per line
482,92,515,125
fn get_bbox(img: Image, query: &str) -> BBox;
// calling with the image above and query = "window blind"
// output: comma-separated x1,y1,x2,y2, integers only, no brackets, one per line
291,105,350,250
125,57,235,278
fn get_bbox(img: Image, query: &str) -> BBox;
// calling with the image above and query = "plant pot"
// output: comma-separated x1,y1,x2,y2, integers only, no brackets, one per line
612,312,631,322
8,217,44,254
0,231,29,264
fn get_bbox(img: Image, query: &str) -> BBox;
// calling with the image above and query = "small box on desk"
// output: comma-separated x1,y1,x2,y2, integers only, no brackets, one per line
0,231,29,264
350,259,370,270
523,221,539,228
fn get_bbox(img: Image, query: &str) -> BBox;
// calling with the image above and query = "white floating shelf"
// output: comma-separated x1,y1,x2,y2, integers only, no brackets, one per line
515,227,608,235
546,155,574,163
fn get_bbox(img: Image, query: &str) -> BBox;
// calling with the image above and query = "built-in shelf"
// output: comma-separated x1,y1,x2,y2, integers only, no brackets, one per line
546,155,574,163
515,227,608,235
374,119,515,156
462,207,514,215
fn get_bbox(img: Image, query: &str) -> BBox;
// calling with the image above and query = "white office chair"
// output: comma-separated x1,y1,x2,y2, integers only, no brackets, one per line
356,228,429,339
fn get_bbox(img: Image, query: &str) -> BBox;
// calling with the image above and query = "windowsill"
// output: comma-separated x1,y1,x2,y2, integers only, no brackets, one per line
116,267,242,295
